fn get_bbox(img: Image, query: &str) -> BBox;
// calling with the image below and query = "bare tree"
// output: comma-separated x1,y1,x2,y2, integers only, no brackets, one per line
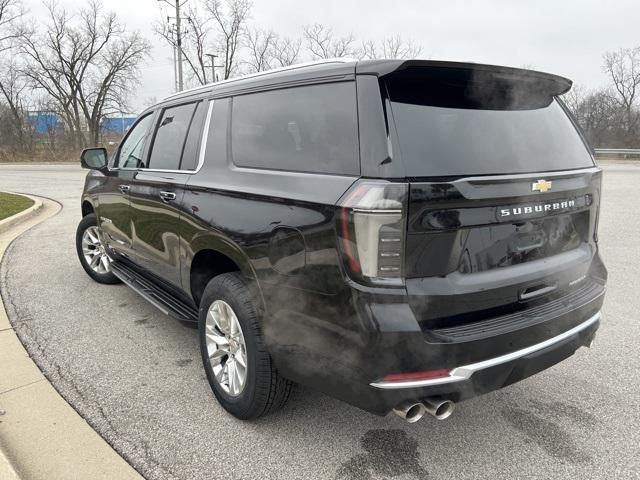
205,0,251,80
603,47,640,134
562,83,587,117
0,60,30,156
361,35,421,60
0,0,23,53
270,36,301,67
0,0,28,156
579,89,627,147
382,35,421,59
303,24,359,59
244,27,275,72
155,4,215,86
19,0,151,148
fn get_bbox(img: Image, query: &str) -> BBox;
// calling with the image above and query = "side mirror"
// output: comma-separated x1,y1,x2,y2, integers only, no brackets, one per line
80,147,108,171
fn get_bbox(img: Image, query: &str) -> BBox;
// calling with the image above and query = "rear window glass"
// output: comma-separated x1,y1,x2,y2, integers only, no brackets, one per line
231,82,359,175
148,102,198,170
386,73,594,177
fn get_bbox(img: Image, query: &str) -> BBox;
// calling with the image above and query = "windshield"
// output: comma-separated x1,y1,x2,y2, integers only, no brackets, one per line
386,73,594,177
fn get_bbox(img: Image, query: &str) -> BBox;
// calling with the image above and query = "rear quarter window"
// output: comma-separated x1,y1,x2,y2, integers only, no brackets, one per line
179,101,207,171
231,82,359,175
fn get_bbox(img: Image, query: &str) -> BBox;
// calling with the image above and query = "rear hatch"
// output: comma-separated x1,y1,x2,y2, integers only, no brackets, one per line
383,64,605,338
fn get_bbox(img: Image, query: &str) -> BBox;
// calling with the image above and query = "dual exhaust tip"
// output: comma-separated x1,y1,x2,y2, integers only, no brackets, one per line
393,397,455,423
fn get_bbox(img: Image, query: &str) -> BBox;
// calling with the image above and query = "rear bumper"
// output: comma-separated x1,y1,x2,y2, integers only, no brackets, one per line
359,311,600,415
265,269,605,416
267,290,602,416
372,311,599,390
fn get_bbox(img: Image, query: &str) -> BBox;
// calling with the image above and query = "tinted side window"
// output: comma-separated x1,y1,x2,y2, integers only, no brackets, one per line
180,102,206,171
147,102,198,170
231,82,359,175
118,113,154,169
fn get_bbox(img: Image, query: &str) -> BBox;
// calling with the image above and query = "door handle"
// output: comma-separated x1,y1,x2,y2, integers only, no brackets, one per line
160,191,176,202
118,184,130,193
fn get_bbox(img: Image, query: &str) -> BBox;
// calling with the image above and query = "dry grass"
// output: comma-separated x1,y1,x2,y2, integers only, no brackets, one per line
0,192,35,221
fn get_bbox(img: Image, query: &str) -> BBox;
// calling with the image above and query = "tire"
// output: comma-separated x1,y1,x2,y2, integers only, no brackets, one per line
75,213,121,284
199,272,293,419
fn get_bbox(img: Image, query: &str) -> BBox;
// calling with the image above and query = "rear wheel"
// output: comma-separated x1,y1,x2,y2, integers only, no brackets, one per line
199,272,292,419
75,213,121,284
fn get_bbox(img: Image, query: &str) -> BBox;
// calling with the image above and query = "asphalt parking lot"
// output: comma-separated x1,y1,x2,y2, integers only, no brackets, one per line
0,162,639,480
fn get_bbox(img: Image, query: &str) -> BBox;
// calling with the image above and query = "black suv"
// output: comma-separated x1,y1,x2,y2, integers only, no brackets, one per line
76,59,606,422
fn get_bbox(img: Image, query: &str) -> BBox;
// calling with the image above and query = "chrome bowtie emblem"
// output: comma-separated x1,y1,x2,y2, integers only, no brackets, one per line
532,179,552,193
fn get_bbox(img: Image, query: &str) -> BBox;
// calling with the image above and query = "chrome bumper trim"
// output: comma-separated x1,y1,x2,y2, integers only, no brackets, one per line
370,311,601,390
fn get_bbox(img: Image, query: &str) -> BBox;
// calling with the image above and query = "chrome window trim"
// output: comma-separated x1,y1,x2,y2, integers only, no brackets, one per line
112,99,214,175
370,311,601,390
194,98,215,173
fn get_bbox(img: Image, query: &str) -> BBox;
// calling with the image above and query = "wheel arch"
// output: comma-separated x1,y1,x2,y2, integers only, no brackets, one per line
81,199,95,217
186,235,264,311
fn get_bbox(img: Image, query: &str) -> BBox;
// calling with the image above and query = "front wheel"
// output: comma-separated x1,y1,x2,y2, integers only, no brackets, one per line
199,272,292,419
75,213,121,284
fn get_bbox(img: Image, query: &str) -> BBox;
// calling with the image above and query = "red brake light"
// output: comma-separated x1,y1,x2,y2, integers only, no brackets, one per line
382,369,450,382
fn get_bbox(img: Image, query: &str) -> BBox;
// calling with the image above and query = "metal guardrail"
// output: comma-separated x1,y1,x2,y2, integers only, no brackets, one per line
594,148,640,157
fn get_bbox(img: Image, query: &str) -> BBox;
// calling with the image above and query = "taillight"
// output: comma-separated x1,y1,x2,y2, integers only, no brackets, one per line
336,181,408,286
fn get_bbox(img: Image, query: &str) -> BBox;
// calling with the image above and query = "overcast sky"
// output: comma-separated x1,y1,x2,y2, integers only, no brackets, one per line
30,0,640,113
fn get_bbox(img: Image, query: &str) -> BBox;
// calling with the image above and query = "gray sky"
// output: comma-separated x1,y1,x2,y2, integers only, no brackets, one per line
30,0,640,113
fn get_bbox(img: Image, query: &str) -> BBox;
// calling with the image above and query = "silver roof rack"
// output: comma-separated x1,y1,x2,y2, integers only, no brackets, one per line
165,57,356,100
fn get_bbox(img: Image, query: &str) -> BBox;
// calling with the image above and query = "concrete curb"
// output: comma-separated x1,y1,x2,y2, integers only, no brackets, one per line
0,196,143,480
0,193,43,235
0,447,20,480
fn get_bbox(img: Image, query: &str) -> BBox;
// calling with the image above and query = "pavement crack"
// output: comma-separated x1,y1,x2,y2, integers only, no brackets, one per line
0,379,45,396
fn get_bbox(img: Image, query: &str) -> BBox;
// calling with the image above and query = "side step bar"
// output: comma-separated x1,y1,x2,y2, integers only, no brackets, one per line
110,260,198,322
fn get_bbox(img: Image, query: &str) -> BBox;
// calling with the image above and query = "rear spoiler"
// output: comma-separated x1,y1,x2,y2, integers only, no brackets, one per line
356,59,572,96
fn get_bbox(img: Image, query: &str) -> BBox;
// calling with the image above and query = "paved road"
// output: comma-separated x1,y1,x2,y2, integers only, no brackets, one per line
0,163,638,480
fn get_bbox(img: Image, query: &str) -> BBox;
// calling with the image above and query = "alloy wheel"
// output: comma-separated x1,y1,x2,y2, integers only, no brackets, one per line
81,226,112,275
205,300,248,396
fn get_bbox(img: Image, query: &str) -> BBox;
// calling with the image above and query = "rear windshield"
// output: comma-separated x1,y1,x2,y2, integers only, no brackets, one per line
386,71,594,177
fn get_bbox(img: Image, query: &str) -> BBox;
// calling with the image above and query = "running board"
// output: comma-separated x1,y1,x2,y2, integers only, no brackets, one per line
110,261,198,322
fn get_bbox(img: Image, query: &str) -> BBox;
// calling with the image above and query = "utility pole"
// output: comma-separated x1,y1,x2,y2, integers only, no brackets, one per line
170,19,178,92
159,0,186,92
174,0,184,92
205,53,219,83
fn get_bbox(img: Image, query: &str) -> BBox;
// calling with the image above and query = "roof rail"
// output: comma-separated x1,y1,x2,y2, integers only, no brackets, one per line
165,58,356,100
